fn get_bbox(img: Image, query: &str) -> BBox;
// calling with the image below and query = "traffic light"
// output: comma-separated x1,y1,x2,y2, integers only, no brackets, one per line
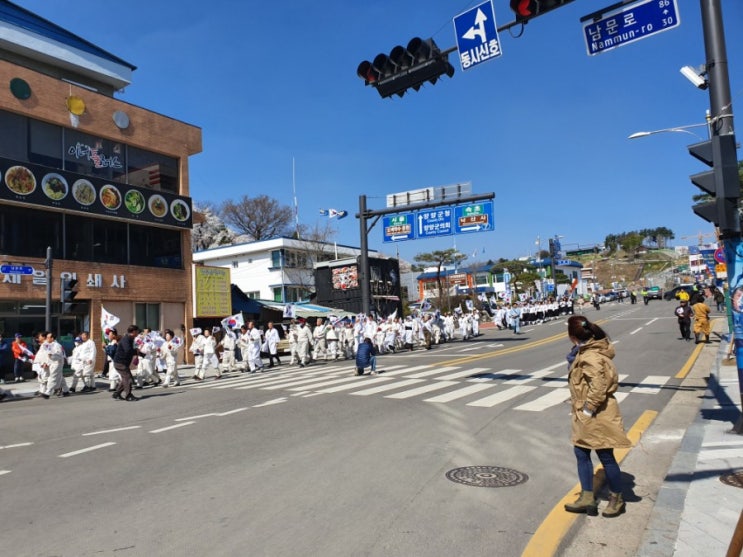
510,0,575,23
357,37,454,98
60,277,78,314
689,134,740,235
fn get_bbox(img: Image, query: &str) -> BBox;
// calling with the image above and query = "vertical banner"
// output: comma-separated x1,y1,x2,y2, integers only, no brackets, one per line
724,238,743,399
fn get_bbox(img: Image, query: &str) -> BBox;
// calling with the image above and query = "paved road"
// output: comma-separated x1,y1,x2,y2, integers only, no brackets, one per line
0,300,699,556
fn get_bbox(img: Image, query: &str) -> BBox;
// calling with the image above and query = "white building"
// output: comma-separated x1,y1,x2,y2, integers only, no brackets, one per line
192,237,380,303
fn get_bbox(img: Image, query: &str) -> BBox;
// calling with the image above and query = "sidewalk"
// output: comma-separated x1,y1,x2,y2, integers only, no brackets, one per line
561,321,743,556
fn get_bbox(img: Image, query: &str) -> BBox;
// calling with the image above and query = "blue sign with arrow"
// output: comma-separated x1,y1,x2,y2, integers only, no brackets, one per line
453,0,502,71
454,202,493,234
417,208,453,238
382,213,415,243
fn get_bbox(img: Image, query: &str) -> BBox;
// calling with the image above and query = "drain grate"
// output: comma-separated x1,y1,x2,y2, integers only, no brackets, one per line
720,471,743,488
445,466,528,488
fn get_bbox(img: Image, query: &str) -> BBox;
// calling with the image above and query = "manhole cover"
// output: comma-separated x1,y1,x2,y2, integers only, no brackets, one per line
720,471,743,488
445,466,528,488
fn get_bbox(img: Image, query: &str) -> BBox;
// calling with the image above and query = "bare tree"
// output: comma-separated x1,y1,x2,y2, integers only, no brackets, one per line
283,221,343,296
220,195,294,240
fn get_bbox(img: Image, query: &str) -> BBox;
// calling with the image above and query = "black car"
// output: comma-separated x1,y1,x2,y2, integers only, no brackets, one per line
663,284,697,301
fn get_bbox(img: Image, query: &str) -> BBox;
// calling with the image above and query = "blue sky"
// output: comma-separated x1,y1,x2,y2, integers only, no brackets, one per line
17,0,743,263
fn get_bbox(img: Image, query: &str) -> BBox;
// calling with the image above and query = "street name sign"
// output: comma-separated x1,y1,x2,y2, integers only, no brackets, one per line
382,213,415,243
417,207,453,238
454,202,493,234
0,264,34,275
582,0,680,56
453,0,502,71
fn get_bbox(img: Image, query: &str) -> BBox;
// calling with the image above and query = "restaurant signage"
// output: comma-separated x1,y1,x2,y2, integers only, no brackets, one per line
0,157,192,228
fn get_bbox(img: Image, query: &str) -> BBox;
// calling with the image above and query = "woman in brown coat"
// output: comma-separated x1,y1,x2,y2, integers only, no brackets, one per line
563,315,632,518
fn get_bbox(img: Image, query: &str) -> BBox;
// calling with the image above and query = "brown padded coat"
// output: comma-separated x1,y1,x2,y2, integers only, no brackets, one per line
568,337,632,450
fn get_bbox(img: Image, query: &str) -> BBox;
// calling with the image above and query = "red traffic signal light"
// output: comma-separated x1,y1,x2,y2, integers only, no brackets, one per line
510,0,574,23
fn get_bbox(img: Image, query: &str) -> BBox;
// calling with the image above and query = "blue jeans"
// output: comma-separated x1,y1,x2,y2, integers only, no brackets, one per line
369,355,376,371
573,446,622,493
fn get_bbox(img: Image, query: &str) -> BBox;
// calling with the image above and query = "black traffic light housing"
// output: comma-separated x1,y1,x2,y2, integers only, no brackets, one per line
61,277,78,314
357,37,454,98
689,134,740,235
510,0,575,23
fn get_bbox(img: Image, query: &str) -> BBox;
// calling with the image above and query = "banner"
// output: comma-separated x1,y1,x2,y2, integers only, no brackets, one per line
100,306,120,333
283,304,295,319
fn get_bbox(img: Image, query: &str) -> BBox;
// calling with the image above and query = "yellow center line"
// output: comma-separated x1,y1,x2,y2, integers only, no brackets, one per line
520,410,658,557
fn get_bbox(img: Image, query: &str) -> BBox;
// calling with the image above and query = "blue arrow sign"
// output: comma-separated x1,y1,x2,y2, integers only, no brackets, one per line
0,264,34,275
453,0,502,71
582,0,680,56
382,213,415,243
454,202,493,234
417,207,453,238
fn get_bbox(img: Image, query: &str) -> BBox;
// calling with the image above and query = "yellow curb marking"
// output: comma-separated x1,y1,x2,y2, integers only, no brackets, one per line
521,409,658,557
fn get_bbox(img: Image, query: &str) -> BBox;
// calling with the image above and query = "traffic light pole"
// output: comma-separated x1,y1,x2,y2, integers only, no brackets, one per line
45,246,52,332
357,192,495,316
696,0,743,432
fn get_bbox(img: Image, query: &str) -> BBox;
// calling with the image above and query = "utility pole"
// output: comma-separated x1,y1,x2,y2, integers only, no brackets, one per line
45,246,52,332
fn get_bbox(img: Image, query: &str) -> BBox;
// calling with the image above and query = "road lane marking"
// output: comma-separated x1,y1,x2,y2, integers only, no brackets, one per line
59,442,116,458
629,375,670,394
466,386,536,407
424,383,493,403
0,470,11,476
83,426,141,436
150,422,194,434
385,381,459,399
514,389,569,411
253,398,287,407
435,367,490,380
405,366,460,379
317,377,393,393
350,379,424,396
629,327,643,335
175,414,215,421
0,442,34,449
216,407,248,416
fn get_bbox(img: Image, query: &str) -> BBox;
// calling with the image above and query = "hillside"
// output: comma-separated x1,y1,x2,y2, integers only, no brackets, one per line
573,249,685,289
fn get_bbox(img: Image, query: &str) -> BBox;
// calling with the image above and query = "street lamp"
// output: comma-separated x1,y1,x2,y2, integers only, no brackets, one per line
627,122,709,140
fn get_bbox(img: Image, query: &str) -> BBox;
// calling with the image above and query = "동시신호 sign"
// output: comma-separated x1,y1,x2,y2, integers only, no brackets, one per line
452,0,502,71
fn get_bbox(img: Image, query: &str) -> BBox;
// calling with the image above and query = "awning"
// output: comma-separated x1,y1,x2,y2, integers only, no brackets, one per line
260,301,356,319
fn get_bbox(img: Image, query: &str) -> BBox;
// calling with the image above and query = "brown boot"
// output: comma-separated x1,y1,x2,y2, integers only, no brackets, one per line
564,491,598,516
602,492,625,517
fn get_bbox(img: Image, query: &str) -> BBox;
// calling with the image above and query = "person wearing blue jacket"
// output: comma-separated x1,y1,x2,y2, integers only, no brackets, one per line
355,337,377,375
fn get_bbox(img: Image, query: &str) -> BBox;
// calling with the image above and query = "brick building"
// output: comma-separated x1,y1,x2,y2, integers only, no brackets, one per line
0,1,201,373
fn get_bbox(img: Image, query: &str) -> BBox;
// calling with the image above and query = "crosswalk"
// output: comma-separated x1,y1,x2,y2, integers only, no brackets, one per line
177,359,673,412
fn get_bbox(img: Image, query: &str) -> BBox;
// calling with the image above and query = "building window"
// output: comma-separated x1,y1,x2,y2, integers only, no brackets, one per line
127,146,179,193
272,287,283,302
245,291,259,299
64,129,126,183
135,303,160,331
0,204,63,259
270,249,282,268
29,119,63,169
129,224,182,268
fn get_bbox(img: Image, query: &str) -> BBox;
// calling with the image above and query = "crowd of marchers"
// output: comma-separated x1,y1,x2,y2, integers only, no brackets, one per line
0,308,490,402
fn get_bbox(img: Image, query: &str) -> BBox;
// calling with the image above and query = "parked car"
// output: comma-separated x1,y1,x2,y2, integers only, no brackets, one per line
663,284,697,301
645,286,663,300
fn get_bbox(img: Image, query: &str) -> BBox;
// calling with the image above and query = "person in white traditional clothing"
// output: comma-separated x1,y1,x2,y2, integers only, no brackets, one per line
136,331,160,388
68,336,84,392
219,329,238,373
340,321,355,359
189,329,205,381
264,322,282,368
195,328,220,380
286,321,300,365
246,321,264,372
295,319,313,367
312,318,328,361
159,329,182,387
326,321,340,359
39,331,69,398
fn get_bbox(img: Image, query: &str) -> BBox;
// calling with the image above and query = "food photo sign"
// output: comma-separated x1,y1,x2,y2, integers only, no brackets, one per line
0,157,192,228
